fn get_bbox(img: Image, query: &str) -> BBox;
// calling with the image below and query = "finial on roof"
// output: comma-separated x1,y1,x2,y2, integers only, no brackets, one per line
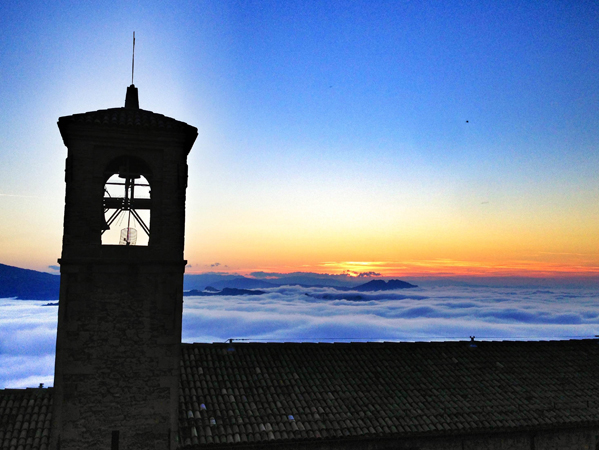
125,84,139,109
131,31,135,85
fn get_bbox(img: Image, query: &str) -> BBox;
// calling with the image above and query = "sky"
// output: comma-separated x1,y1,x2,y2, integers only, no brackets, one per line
3,285,599,388
0,1,598,280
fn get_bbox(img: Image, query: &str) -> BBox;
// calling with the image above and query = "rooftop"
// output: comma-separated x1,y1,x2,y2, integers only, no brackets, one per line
177,339,599,447
0,388,52,450
58,107,196,133
3,339,599,450
57,85,197,136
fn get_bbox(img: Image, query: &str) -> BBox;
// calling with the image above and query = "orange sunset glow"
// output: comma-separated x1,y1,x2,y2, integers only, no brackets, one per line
185,258,599,281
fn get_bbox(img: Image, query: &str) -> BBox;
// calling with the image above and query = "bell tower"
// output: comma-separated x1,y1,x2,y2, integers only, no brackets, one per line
51,85,197,450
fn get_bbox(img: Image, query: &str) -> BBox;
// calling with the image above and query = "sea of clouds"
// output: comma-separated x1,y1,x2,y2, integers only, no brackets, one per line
2,285,599,388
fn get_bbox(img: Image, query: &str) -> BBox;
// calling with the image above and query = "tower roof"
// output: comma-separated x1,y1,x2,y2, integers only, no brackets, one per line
58,107,195,132
57,85,198,143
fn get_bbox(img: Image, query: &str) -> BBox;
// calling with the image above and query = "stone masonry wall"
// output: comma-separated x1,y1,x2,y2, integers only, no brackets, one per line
52,261,183,450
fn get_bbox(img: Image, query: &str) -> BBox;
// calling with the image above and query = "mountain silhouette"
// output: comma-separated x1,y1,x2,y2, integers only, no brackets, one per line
352,279,417,291
0,263,419,300
184,287,266,296
0,263,60,300
208,277,278,290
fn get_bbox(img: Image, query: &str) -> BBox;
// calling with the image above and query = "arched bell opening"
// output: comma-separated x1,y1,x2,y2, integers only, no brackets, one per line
102,156,152,246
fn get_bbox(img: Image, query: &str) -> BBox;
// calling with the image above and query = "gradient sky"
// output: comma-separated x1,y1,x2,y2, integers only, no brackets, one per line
0,1,598,279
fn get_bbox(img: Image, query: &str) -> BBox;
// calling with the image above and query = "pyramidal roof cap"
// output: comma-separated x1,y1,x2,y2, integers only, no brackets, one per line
125,84,139,109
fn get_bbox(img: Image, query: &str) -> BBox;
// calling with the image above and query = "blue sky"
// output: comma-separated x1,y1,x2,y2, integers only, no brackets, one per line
0,1,598,278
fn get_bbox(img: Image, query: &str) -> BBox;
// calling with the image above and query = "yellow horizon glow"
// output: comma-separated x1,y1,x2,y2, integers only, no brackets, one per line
185,259,599,279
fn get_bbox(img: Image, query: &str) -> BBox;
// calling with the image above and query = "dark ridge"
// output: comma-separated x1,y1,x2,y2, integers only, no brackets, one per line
0,263,60,300
353,279,417,291
208,277,278,290
184,288,265,297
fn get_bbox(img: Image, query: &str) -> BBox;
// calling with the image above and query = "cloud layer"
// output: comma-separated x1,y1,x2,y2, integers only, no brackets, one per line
0,300,57,389
182,286,599,344
2,286,599,388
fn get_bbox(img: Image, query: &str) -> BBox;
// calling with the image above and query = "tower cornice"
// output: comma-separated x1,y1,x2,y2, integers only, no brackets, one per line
58,107,198,151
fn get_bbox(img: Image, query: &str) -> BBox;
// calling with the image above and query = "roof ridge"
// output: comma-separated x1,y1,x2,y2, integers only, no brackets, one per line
58,106,197,132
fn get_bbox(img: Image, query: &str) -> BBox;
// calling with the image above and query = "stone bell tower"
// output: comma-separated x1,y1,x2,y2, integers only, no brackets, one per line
51,85,197,450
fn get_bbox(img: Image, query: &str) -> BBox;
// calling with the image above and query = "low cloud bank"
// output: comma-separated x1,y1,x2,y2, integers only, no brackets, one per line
2,286,599,388
182,286,599,343
0,300,57,388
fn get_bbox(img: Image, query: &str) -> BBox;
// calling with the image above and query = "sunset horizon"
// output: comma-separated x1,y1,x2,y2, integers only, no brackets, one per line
185,258,599,279
6,256,599,283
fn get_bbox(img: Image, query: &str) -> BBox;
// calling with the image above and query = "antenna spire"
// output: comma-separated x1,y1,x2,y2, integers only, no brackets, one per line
131,31,135,85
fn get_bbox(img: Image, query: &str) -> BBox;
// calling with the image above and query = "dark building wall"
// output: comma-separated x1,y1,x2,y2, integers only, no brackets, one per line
53,261,183,449
193,428,598,450
533,428,597,450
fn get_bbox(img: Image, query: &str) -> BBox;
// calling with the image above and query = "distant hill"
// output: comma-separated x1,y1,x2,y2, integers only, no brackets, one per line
209,277,278,290
255,272,358,288
184,288,265,296
184,273,243,291
183,273,419,292
353,279,417,291
0,264,418,300
0,263,60,300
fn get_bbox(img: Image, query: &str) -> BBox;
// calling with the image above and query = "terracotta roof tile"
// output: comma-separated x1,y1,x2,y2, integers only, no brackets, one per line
5,339,599,449
58,107,196,134
0,388,52,450
178,340,599,447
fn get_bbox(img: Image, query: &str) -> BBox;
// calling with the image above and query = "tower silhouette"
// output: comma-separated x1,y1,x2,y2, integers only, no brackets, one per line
51,85,197,450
